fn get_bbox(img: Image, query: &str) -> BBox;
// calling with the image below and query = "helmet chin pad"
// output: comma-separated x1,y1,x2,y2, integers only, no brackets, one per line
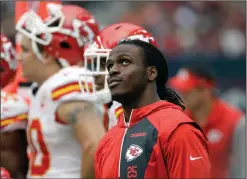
78,67,112,104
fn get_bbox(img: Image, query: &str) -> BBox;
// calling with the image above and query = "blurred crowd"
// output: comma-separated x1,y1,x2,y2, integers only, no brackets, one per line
1,1,246,58
119,1,246,58
0,1,245,111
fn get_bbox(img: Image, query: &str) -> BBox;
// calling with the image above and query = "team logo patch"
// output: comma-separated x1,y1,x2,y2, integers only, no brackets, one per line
125,144,143,162
207,129,223,143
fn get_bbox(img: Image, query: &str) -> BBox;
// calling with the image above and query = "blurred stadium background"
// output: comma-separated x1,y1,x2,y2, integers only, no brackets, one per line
1,1,246,111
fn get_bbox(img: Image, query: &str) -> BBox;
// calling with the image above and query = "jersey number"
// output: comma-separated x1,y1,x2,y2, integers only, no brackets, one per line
127,166,137,178
27,119,50,176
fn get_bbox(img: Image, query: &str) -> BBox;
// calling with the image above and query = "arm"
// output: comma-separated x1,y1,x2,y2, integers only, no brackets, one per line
163,124,211,178
230,116,245,178
57,101,106,178
1,130,28,179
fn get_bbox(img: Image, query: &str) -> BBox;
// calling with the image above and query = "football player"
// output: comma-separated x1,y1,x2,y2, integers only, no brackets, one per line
79,22,157,131
16,3,105,178
1,34,29,179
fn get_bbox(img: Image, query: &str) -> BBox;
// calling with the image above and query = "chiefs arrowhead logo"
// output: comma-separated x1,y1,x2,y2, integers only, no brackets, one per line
125,144,143,162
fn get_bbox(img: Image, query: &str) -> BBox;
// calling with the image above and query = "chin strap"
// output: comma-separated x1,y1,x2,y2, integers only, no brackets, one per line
57,58,71,68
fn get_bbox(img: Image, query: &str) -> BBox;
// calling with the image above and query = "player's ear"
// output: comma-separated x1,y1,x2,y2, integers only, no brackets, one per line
147,66,157,82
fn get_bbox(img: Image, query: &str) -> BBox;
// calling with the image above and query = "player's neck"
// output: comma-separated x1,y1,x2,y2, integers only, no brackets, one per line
123,88,160,122
36,64,61,86
192,97,214,127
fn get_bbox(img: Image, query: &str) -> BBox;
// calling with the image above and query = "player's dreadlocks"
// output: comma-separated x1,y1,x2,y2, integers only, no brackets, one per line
118,39,185,110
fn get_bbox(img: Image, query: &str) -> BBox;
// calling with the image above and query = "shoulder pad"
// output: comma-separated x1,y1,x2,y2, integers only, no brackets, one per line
45,67,95,102
1,91,28,131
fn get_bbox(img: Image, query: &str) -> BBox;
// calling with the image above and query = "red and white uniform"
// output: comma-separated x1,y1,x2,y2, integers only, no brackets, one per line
103,101,123,131
108,101,123,129
1,90,28,133
26,67,104,178
15,3,100,178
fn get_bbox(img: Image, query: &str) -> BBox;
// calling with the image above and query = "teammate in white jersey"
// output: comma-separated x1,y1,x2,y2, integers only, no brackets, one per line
1,34,29,179
16,3,105,178
79,23,158,131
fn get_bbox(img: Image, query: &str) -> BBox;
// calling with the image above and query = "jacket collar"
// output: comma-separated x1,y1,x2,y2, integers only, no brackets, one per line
118,100,183,127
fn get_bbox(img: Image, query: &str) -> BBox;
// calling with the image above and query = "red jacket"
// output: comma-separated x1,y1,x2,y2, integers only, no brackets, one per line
95,101,211,178
186,99,243,178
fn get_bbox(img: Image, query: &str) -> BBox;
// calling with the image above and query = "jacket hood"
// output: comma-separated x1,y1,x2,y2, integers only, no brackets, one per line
118,100,183,127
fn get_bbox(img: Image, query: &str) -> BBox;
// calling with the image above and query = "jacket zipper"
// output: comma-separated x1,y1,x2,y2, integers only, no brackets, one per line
118,110,133,178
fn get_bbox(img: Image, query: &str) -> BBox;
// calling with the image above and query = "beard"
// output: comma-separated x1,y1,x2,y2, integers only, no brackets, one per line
112,77,147,106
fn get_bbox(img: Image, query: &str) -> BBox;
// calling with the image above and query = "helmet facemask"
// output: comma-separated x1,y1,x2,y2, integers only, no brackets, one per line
16,10,55,62
16,3,96,66
79,44,112,104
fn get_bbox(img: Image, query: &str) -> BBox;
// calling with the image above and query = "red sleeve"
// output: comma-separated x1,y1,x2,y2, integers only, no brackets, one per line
94,147,101,178
163,124,211,178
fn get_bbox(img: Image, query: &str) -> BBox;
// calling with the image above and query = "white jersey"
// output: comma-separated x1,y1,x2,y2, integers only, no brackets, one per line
17,83,32,104
27,67,103,178
1,90,28,132
105,101,123,130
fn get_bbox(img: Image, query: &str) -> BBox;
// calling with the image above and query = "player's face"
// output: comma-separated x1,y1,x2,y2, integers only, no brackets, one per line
18,36,42,81
94,57,107,91
106,44,147,101
180,87,205,111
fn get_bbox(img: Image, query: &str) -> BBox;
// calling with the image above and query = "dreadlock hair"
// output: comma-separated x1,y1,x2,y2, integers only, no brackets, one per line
117,39,185,110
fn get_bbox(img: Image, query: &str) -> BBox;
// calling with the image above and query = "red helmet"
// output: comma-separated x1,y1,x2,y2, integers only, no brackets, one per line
16,3,99,66
79,22,157,103
1,167,11,179
0,34,17,88
90,22,157,49
83,22,157,71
